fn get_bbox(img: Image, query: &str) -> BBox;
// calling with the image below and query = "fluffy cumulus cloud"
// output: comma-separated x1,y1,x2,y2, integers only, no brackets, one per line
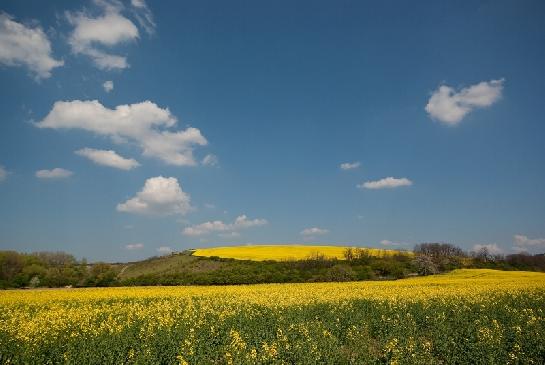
425,79,504,125
76,147,139,170
0,13,63,79
513,234,545,253
35,168,73,179
66,0,155,70
125,243,143,250
340,161,360,170
117,176,191,215
472,243,504,255
0,165,7,182
36,100,207,166
357,177,412,190
103,80,114,92
183,215,267,237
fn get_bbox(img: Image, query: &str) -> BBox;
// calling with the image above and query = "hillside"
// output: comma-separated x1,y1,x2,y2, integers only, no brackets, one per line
114,245,415,285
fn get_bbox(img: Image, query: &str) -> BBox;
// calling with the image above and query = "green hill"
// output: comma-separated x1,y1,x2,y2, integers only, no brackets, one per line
116,246,415,285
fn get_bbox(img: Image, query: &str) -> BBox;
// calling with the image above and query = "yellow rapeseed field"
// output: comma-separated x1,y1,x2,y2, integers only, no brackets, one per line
1,269,544,364
191,244,405,261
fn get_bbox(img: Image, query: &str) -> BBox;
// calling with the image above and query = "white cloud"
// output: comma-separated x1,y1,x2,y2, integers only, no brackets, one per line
513,234,545,253
157,246,172,254
472,243,504,255
103,80,114,92
425,79,504,125
183,214,267,236
36,100,207,166
300,227,329,236
357,177,412,190
0,13,63,79
218,231,241,238
117,176,191,216
0,165,8,182
66,1,139,70
202,154,218,166
380,239,409,247
76,147,139,170
125,243,144,250
340,161,360,170
130,0,156,35
35,168,73,179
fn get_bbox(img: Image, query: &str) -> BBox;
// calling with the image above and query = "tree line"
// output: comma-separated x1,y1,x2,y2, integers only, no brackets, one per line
1,244,544,288
0,251,117,288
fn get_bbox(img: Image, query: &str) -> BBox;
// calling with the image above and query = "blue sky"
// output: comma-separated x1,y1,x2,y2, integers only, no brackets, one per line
1,0,544,261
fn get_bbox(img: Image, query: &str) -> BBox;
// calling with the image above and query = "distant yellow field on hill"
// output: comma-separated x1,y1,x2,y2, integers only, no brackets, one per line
191,244,408,261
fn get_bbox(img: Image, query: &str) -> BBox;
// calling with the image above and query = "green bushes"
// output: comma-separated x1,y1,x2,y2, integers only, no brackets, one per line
0,251,118,288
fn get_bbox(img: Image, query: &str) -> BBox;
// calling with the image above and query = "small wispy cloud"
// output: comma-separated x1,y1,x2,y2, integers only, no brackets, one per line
157,246,172,254
357,177,412,190
218,231,241,238
76,148,139,170
103,80,114,92
202,154,218,166
300,227,329,241
301,227,329,236
183,215,267,236
35,168,73,179
380,239,409,247
125,243,144,250
0,165,8,182
130,0,156,35
340,161,360,170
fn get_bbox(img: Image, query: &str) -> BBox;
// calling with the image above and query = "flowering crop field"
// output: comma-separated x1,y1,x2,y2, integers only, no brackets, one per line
192,244,405,261
1,269,544,364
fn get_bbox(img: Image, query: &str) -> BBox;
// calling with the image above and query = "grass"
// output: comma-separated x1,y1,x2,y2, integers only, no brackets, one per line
191,244,406,261
118,254,224,280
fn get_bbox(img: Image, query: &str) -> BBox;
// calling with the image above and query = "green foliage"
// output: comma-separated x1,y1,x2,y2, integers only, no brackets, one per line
0,251,117,288
116,252,418,286
1,246,544,288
